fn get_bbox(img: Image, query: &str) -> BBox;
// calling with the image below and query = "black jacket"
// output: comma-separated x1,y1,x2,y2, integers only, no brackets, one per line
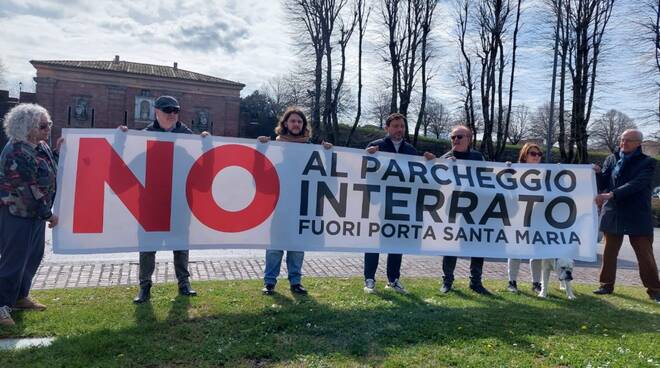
596,147,656,235
366,136,418,156
144,120,193,134
441,149,485,162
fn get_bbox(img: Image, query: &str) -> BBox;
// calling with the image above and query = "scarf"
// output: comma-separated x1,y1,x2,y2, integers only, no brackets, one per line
612,146,642,183
276,134,310,143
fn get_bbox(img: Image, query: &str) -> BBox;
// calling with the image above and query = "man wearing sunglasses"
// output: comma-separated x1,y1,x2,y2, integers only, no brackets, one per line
439,125,492,295
129,95,198,303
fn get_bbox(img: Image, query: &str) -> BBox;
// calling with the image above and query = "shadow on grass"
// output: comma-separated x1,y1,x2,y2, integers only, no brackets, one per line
1,281,658,367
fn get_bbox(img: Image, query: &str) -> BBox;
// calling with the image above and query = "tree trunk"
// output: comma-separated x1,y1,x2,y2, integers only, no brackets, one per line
346,0,369,147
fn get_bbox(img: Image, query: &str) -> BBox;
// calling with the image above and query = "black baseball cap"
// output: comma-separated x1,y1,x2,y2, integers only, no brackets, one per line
154,96,180,110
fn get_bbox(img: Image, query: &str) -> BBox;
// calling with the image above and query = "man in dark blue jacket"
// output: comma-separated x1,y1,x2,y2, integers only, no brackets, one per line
363,113,418,294
593,129,660,303
121,95,199,303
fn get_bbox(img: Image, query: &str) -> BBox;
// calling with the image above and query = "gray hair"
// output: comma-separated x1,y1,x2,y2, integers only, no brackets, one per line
2,103,50,142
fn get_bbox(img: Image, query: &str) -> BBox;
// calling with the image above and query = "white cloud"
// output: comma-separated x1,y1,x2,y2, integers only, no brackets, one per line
0,0,656,135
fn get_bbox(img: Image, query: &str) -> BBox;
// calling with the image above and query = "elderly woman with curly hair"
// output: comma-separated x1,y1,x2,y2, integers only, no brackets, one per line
0,103,60,327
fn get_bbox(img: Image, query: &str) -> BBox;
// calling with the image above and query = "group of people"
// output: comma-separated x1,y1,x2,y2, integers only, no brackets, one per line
253,108,660,303
0,97,658,327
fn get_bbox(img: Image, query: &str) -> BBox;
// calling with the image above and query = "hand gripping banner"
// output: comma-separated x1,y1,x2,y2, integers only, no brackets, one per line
53,129,599,261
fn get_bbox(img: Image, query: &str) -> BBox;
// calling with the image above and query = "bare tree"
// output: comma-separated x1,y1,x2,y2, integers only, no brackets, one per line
382,0,401,113
398,1,425,121
475,0,523,160
329,2,357,144
553,0,572,162
632,0,660,131
589,109,637,152
454,0,478,148
425,97,451,139
286,0,326,142
346,0,371,146
381,0,429,140
265,72,310,117
551,0,615,163
369,90,392,128
508,104,531,144
413,0,439,147
529,103,562,145
320,0,349,143
501,0,522,156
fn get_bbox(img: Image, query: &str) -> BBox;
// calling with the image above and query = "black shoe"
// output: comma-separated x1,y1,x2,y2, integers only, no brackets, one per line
507,281,518,293
262,283,275,295
178,283,198,297
133,286,151,304
440,283,453,293
470,284,493,295
290,284,308,295
532,282,542,293
593,287,613,295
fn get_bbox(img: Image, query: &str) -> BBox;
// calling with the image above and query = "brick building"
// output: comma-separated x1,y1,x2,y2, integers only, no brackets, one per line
31,56,244,141
0,90,37,147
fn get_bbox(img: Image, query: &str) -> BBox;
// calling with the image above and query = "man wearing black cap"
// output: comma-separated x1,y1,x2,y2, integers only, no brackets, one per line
122,95,199,303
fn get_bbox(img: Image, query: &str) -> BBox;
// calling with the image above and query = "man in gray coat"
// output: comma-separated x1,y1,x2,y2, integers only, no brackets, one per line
593,129,660,303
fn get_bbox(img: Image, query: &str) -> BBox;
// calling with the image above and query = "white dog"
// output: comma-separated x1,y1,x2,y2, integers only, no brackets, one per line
539,258,576,300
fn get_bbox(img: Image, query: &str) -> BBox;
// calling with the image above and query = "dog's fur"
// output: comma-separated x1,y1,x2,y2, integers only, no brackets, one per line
539,258,576,300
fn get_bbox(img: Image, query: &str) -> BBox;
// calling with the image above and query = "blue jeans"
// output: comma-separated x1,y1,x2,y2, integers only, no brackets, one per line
263,250,304,286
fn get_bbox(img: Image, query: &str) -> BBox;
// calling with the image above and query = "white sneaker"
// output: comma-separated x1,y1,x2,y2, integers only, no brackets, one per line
0,305,15,327
385,279,408,294
364,278,375,294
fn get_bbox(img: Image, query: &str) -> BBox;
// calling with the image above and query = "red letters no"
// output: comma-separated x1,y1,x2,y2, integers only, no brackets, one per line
186,145,279,232
73,138,174,233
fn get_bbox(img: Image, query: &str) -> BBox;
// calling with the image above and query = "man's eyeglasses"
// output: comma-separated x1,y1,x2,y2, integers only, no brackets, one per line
161,106,180,114
38,121,53,130
450,135,465,141
528,151,543,157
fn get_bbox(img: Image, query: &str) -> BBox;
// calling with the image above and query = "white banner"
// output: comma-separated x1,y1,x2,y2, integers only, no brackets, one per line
53,129,599,261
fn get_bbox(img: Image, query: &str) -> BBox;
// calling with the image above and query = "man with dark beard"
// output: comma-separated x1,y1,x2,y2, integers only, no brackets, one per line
257,107,331,295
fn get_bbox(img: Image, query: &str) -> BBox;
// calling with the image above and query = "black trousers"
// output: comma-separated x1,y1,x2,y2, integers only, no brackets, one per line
139,251,190,288
364,253,402,283
442,256,484,285
0,207,45,306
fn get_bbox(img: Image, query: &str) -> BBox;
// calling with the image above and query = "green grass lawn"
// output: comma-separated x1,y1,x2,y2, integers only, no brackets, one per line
0,278,658,367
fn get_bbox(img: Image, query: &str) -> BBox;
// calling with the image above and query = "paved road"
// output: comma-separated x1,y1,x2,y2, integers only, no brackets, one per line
26,228,660,291
43,228,660,266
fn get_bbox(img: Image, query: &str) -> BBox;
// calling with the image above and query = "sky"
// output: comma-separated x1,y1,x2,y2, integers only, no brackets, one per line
0,0,657,136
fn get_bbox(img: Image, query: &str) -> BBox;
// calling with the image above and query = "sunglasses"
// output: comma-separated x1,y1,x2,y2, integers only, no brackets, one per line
450,135,465,141
161,106,180,114
38,121,53,130
528,151,543,157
